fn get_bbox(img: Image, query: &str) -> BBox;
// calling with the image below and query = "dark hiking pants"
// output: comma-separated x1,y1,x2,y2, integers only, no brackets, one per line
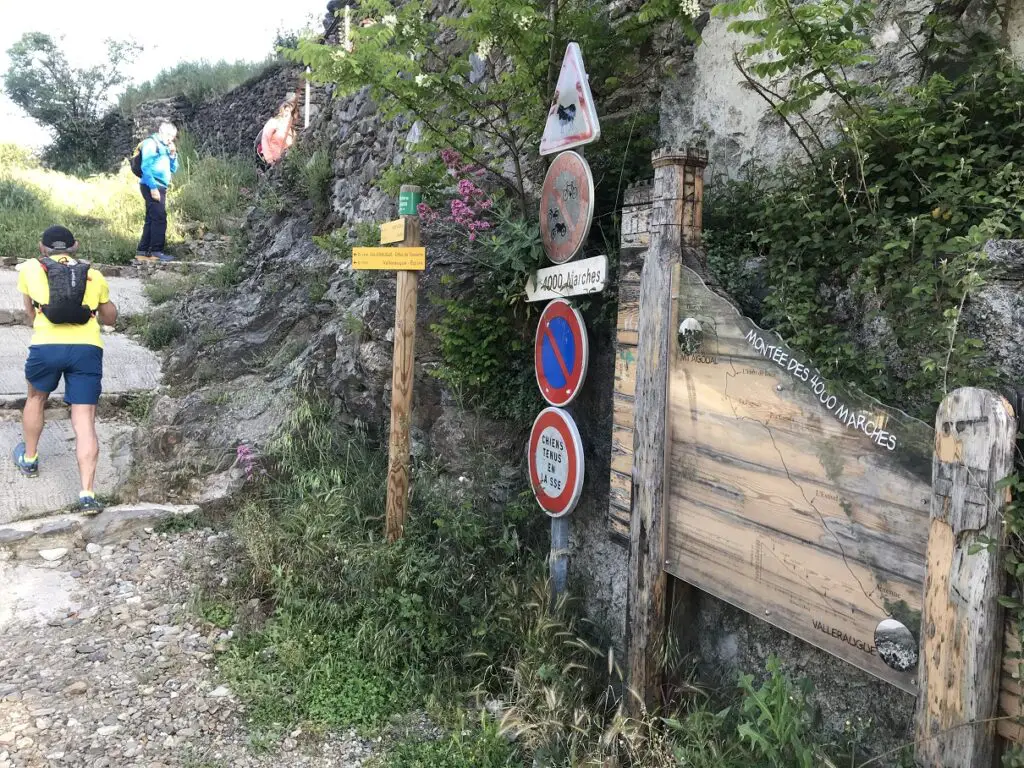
138,184,167,253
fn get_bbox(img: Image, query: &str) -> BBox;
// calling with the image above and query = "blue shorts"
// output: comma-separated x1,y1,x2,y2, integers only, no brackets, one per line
25,345,104,405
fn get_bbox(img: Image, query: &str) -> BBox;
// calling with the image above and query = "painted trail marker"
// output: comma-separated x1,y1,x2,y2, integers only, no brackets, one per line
380,219,406,245
540,151,594,265
535,299,589,407
528,407,585,518
352,247,426,271
526,255,607,302
540,42,601,156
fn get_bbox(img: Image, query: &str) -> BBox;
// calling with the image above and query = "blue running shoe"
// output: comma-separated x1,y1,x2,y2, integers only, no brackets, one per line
151,252,177,263
12,442,39,478
74,494,104,516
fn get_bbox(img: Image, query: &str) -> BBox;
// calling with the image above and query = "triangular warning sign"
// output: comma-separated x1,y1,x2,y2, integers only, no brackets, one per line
539,42,601,156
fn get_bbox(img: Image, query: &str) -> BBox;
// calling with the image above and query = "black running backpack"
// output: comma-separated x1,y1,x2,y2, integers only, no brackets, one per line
35,258,94,325
129,139,147,178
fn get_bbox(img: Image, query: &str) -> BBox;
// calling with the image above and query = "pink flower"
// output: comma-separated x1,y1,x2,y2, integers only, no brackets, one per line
440,149,462,171
417,202,439,224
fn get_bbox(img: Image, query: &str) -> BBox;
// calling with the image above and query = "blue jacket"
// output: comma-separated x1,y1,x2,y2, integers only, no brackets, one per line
140,135,178,190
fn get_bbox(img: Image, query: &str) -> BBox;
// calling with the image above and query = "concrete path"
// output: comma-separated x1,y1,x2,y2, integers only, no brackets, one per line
0,268,151,325
0,326,161,399
0,418,134,524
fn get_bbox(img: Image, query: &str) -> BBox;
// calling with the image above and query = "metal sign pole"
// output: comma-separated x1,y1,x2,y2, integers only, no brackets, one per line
304,68,311,129
551,516,569,597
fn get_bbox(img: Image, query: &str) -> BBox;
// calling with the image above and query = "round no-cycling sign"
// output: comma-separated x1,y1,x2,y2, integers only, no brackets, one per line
535,298,589,407
528,407,585,518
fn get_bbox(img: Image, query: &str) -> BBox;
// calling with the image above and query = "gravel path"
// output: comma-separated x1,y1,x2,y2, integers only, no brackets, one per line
0,529,377,768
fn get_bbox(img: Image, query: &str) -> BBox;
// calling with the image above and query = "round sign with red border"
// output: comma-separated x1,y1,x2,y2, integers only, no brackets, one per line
539,151,594,265
535,299,589,407
528,407,585,518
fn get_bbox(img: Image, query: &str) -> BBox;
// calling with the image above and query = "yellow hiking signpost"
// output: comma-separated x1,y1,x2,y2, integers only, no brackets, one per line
379,218,406,245
351,247,425,271
351,186,424,543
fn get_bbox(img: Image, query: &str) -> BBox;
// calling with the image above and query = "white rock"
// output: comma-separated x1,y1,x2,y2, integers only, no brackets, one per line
86,543,102,555
208,685,230,698
96,725,119,737
38,548,68,562
0,734,13,747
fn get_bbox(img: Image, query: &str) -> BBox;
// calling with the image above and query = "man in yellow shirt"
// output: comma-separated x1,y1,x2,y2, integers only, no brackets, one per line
13,226,119,514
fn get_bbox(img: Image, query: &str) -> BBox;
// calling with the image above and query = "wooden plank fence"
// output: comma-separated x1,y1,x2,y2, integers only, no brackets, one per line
614,147,1022,762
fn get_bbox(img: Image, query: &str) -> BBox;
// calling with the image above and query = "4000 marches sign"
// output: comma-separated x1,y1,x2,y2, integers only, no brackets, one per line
526,255,607,303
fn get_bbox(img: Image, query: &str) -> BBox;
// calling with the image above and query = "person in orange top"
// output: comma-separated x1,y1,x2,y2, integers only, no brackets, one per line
260,99,297,165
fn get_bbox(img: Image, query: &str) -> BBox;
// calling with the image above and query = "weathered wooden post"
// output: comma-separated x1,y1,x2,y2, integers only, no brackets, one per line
384,185,422,542
915,387,1017,766
625,147,706,715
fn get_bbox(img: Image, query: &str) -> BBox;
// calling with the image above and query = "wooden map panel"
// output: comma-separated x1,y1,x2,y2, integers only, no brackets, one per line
667,267,934,691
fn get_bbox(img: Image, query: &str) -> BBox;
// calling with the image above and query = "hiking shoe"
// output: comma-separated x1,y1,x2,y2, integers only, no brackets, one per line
153,252,176,263
12,442,39,478
135,252,158,263
74,494,104,516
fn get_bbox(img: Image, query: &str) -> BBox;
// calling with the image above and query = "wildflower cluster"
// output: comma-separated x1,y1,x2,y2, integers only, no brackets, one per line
236,442,262,482
417,149,493,240
680,0,700,18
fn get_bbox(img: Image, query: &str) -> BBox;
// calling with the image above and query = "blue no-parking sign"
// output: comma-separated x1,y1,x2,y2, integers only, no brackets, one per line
534,299,589,407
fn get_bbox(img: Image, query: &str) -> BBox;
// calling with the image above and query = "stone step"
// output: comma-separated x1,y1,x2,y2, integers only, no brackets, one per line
0,418,135,525
0,268,151,325
2,257,223,278
0,503,201,560
0,326,161,399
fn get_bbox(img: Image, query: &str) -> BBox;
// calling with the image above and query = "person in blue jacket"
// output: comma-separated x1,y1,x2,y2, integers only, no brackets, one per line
136,122,179,263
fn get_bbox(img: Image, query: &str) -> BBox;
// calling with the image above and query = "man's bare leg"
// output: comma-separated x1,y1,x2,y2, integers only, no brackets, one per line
70,404,99,493
22,384,47,459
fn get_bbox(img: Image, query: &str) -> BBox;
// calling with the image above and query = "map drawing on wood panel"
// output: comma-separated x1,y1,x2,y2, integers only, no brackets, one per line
668,267,933,692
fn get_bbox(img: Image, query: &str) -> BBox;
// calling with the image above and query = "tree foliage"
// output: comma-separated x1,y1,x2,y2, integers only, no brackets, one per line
704,4,1023,416
4,33,140,171
286,0,697,213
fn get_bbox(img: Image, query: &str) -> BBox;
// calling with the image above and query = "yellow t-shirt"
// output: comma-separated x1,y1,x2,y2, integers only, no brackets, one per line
17,258,110,348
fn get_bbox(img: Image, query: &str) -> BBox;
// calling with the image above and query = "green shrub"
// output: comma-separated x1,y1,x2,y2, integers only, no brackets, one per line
0,143,38,169
378,154,450,210
283,141,333,223
119,58,278,113
144,277,189,305
141,314,184,350
704,53,1024,417
171,132,257,232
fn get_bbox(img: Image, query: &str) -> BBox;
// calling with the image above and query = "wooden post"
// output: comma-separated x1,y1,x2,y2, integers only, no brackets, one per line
625,148,706,715
915,387,1017,767
384,186,421,543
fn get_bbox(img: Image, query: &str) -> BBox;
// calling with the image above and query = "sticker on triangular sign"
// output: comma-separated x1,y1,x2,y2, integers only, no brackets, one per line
539,42,601,156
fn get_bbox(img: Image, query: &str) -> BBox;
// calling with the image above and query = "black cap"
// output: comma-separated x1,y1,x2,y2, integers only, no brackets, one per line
41,225,76,252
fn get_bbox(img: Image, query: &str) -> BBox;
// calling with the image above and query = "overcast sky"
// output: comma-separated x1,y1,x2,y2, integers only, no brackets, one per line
0,0,327,147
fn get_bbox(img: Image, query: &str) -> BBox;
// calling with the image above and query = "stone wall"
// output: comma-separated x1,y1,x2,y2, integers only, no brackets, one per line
99,64,315,170
189,64,313,158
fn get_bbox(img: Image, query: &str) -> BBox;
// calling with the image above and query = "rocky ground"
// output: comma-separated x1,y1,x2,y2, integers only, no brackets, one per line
0,528,377,768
